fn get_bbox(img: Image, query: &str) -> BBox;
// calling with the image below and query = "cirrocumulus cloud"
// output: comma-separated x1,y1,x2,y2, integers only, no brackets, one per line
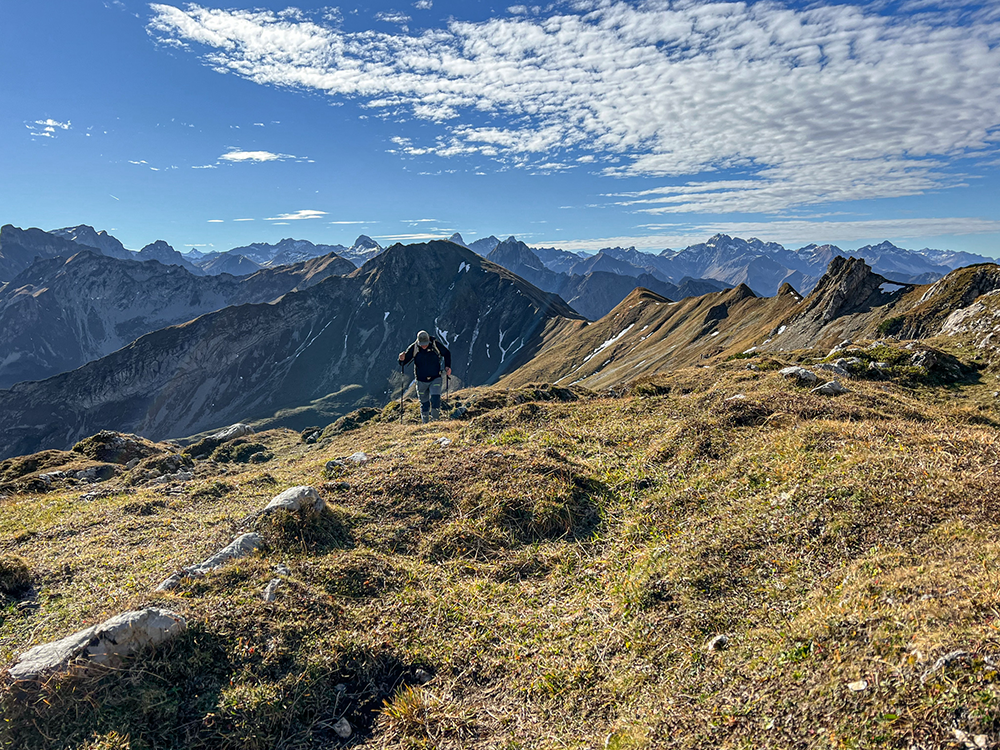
148,1,1000,215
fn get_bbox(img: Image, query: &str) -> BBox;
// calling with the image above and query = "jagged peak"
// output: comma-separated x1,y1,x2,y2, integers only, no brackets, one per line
726,283,757,303
621,286,671,306
777,282,802,298
803,256,888,323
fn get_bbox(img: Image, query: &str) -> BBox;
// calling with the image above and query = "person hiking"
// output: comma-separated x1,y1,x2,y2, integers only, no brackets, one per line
399,330,452,423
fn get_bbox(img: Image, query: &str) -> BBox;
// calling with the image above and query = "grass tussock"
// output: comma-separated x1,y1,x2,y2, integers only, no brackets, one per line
1,360,1000,748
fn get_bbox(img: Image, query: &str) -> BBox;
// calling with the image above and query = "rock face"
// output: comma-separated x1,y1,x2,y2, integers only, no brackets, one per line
0,250,354,388
339,235,384,267
0,225,97,282
50,225,133,260
763,257,914,351
9,608,186,681
0,241,583,458
136,240,204,275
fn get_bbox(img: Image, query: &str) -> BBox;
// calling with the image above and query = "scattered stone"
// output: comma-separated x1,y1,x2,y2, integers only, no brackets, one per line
151,470,194,485
847,680,868,692
828,340,852,357
910,350,939,370
264,486,325,515
921,649,969,684
816,362,850,378
157,532,262,591
436,437,453,447
263,578,281,602
10,608,186,681
705,634,729,652
275,563,291,576
812,380,848,396
332,718,352,739
780,366,818,384
72,464,118,483
347,451,369,464
725,394,746,401
415,668,434,684
952,728,989,749
868,361,888,372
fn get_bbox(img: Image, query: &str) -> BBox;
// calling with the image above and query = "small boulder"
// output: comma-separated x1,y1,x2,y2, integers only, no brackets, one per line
333,718,352,739
264,486,324,514
262,578,281,602
705,634,730,652
780,366,818,384
816,362,850,378
157,532,262,591
10,608,186,681
812,380,848,396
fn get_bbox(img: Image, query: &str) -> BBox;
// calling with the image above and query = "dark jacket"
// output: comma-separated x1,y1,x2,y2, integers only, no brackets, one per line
400,338,452,382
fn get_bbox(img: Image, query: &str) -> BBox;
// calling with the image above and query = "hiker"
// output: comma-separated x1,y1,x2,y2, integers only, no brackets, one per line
399,330,452,423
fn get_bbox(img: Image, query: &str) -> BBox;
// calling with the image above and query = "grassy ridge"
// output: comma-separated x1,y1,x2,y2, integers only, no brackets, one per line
1,350,999,748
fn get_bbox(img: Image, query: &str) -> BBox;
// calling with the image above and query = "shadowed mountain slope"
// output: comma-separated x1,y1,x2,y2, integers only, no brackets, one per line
0,225,102,282
0,241,582,458
0,250,355,389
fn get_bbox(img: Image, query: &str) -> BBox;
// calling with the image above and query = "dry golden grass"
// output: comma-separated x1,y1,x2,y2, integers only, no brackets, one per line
1,351,999,749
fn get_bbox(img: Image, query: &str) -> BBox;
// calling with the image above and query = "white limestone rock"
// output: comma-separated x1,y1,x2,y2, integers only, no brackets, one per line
156,532,262,591
264,486,324,514
10,608,186,681
812,380,848,396
779,366,818,384
208,423,254,442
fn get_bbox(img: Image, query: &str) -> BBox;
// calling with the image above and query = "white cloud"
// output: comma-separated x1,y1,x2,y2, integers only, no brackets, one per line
414,0,432,9
208,219,224,223
27,118,71,138
265,209,328,220
220,149,299,162
148,2,1000,215
376,12,411,24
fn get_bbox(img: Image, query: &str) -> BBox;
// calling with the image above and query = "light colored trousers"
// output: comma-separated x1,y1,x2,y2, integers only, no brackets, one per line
416,378,443,422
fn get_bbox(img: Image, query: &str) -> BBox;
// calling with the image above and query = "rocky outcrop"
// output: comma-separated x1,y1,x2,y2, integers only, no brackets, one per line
801,257,903,324
0,241,583,458
9,608,186,681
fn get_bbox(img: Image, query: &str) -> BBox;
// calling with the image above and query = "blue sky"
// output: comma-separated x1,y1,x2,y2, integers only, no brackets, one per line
3,0,999,256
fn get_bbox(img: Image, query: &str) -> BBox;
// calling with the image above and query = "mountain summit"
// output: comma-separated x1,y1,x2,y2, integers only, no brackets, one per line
0,241,581,458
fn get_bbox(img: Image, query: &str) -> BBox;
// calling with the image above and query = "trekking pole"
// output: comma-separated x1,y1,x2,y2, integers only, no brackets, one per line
399,363,405,423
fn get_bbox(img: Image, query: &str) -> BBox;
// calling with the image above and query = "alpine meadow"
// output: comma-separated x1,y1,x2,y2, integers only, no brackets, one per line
2,1,1000,748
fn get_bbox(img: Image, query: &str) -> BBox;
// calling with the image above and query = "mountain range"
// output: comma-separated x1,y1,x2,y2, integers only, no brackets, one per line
0,248,355,389
0,242,581,458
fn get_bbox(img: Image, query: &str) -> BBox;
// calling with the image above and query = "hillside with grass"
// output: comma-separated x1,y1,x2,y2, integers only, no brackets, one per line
2,328,1000,748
